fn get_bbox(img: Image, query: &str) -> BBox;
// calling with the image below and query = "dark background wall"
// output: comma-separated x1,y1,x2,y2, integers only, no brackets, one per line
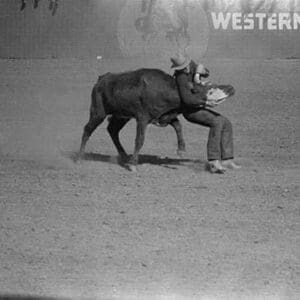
0,0,123,58
0,0,299,59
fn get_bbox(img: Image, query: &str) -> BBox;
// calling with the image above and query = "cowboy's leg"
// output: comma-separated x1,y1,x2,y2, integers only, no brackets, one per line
183,109,223,161
220,116,241,169
220,116,234,160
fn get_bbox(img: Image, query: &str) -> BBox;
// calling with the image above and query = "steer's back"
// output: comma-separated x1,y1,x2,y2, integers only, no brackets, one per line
94,68,181,119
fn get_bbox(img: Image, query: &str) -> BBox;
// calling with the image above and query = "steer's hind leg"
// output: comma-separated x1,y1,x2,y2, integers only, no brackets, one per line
127,117,148,172
107,116,130,162
169,118,186,157
78,114,106,160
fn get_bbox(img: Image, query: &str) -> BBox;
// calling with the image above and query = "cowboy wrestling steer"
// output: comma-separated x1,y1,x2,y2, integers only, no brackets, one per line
79,68,234,171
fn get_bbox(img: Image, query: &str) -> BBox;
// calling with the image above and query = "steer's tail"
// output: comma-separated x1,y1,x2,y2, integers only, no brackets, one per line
90,85,105,119
79,82,107,158
89,73,110,119
90,86,98,119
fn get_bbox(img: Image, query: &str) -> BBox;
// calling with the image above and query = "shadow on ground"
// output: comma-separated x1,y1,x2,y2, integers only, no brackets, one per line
0,295,113,300
0,295,69,300
62,151,201,170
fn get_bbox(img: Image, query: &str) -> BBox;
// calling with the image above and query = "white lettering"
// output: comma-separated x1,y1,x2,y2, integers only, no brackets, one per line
256,13,267,30
232,13,242,30
279,13,292,30
211,12,231,30
210,12,298,30
243,13,254,30
294,13,300,29
267,13,277,30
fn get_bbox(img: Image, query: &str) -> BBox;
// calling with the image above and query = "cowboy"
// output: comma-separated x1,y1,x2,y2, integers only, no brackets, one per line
170,53,241,173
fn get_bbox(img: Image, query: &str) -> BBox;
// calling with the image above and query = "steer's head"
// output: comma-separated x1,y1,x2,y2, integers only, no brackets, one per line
206,84,235,105
193,83,235,106
188,60,235,106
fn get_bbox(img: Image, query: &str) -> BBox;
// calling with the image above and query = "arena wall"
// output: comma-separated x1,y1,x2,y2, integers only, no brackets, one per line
0,0,299,59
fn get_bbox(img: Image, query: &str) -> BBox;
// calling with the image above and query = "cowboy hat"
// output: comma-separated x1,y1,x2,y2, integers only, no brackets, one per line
170,53,191,70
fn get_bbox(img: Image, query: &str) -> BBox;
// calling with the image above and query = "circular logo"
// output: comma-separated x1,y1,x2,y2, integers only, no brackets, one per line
117,0,209,59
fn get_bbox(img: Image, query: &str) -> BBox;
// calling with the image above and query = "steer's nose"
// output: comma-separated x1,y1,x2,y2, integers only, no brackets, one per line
226,85,235,96
219,85,235,96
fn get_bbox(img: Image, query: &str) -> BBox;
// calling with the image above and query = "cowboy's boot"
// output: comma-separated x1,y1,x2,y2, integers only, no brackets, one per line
208,160,226,174
222,159,241,170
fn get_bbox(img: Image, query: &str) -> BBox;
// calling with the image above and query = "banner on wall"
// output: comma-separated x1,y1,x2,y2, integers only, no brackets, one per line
117,0,300,58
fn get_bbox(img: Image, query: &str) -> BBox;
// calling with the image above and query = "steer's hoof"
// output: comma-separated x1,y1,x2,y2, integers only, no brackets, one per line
74,152,83,163
177,149,186,158
128,165,137,172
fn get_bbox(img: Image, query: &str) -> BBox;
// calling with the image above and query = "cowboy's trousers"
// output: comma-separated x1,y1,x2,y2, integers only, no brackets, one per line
183,108,234,161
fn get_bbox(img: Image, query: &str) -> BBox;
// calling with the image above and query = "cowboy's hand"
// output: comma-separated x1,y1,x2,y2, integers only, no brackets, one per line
205,99,218,108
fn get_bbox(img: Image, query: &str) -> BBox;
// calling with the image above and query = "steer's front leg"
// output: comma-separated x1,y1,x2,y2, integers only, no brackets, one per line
127,117,148,172
169,118,186,157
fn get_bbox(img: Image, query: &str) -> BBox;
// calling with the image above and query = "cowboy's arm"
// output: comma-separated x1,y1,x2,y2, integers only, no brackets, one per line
175,73,207,107
191,81,212,94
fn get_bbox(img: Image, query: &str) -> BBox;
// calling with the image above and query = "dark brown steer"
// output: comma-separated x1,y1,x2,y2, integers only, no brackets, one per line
79,68,234,171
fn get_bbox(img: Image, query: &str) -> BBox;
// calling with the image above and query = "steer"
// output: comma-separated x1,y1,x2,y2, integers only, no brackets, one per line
79,68,234,171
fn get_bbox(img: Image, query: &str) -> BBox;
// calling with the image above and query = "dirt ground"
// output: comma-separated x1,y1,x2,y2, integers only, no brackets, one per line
0,58,299,300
